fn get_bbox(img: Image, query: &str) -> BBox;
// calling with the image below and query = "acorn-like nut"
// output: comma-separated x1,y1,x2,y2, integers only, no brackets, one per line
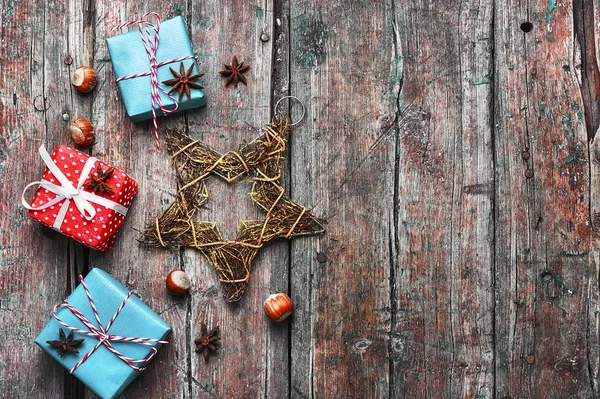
69,118,94,146
166,270,191,295
69,118,94,147
264,293,294,322
71,66,97,93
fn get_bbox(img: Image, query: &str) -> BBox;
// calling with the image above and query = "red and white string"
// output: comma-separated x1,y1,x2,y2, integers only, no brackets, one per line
111,12,196,151
51,274,168,373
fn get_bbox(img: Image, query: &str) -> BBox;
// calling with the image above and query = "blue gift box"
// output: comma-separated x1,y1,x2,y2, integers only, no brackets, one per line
34,268,171,399
106,16,206,122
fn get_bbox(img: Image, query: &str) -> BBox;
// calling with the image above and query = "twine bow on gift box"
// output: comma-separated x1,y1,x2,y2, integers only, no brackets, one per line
110,11,198,151
21,145,128,229
51,275,168,373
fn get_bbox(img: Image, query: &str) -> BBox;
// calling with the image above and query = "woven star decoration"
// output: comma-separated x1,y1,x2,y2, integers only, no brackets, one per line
142,116,324,302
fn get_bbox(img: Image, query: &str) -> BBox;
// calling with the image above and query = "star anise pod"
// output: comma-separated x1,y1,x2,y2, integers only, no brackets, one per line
84,164,115,196
46,328,85,357
162,62,204,102
194,322,220,361
219,56,251,87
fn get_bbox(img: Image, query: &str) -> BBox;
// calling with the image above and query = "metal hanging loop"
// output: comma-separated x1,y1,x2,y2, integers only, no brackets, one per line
274,96,306,127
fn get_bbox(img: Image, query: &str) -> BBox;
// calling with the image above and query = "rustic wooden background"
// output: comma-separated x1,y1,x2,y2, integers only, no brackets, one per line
1,0,600,398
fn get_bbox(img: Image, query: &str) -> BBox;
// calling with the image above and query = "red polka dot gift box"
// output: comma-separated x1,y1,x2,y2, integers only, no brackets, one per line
22,145,138,251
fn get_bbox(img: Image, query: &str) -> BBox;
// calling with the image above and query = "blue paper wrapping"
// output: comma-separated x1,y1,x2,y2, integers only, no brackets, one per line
34,268,171,399
106,16,206,122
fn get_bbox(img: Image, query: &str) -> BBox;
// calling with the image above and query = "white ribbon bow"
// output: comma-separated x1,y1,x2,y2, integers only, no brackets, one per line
22,145,128,230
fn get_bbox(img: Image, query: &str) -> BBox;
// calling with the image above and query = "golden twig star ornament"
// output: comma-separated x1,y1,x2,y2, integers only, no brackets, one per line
142,115,324,302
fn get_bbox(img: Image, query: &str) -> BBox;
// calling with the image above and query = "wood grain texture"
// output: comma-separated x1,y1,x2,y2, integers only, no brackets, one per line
88,0,284,398
494,0,597,397
88,2,194,398
588,1,600,397
184,0,287,397
3,0,600,398
392,1,495,397
0,0,89,396
289,1,394,397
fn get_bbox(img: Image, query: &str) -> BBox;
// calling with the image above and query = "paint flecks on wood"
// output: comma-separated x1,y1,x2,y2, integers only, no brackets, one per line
494,0,597,397
293,11,328,68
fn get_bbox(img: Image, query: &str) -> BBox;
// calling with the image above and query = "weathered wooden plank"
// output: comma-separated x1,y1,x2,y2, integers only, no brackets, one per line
573,0,600,142
87,2,196,398
63,2,98,396
0,0,92,396
267,0,294,397
183,1,286,397
391,1,495,397
289,1,395,397
494,0,597,396
578,0,600,397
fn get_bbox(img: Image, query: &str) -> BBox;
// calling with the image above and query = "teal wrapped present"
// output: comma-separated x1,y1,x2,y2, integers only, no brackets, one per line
106,15,206,123
34,268,171,399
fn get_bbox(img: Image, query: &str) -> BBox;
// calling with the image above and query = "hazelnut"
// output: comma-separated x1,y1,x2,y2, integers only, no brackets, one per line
71,66,97,93
166,270,191,295
69,118,94,147
264,293,294,322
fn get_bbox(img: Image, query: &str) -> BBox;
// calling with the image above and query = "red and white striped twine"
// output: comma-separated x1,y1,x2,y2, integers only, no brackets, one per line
51,274,168,374
111,12,197,151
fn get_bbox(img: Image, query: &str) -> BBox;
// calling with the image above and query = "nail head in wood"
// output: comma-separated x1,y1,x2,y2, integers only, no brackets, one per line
317,252,327,263
526,355,535,364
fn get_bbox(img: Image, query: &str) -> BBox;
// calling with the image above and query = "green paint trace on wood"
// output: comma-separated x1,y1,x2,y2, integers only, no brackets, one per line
572,103,584,120
389,54,405,111
559,251,589,258
546,0,556,29
255,6,264,18
1,0,18,23
294,10,327,68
